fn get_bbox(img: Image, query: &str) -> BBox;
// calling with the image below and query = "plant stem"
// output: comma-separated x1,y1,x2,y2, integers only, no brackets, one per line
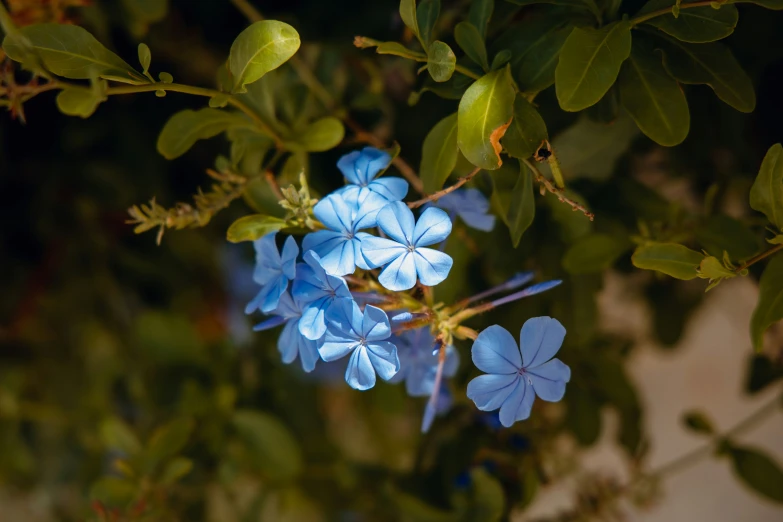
734,244,783,273
630,0,722,26
522,158,595,221
407,167,482,209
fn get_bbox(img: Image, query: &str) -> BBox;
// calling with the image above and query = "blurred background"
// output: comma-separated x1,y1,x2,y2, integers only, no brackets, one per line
1,0,782,520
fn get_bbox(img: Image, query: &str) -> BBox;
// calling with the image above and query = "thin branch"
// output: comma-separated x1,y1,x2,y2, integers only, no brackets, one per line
734,243,783,273
407,167,481,209
522,158,595,221
264,170,284,200
630,0,719,26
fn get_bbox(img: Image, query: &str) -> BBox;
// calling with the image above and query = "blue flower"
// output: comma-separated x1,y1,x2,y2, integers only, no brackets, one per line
252,292,322,372
336,147,408,205
302,192,386,276
389,328,459,396
434,188,496,232
319,300,399,390
291,251,353,340
361,202,453,291
245,233,298,314
466,317,570,428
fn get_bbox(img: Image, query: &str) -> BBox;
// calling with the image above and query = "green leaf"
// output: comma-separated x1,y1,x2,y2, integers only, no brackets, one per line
490,49,512,70
233,410,302,481
3,24,145,82
562,234,628,274
146,418,193,467
100,418,142,455
566,390,602,445
555,21,632,111
727,445,783,504
159,457,193,485
750,144,783,232
157,108,250,160
427,41,456,82
695,215,761,261
697,256,737,290
506,0,600,19
458,468,505,522
122,0,168,24
454,22,489,71
618,38,690,146
400,0,422,43
89,477,137,508
682,411,715,435
420,113,458,192
138,43,151,73
740,0,783,8
637,0,738,43
457,67,515,170
631,243,705,280
285,117,344,152
750,253,783,351
745,354,783,394
374,41,427,60
468,0,494,39
506,163,536,247
502,95,548,160
56,86,105,118
658,38,756,113
229,20,300,93
158,71,173,83
227,215,287,243
417,0,440,45
209,93,231,108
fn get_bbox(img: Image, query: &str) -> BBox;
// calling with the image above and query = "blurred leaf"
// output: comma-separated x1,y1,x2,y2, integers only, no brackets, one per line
506,0,598,14
618,38,690,146
696,215,761,261
457,67,515,170
454,468,505,522
400,0,422,42
507,162,536,247
122,0,168,23
468,0,495,39
138,43,151,73
160,457,194,485
632,243,704,280
146,418,194,468
229,20,300,93
566,390,601,445
490,49,512,70
682,411,715,435
135,311,206,365
750,143,783,232
227,215,287,243
89,477,137,509
428,41,456,82
555,21,632,112
562,234,628,274
744,0,783,7
658,38,756,113
100,418,142,455
637,0,738,43
455,22,489,71
56,86,104,118
745,355,783,394
421,113,459,192
285,117,344,152
3,24,145,82
546,189,593,242
390,486,456,522
157,109,251,160
233,410,303,482
750,253,783,351
502,95,548,160
727,445,783,504
417,0,440,45
518,467,539,509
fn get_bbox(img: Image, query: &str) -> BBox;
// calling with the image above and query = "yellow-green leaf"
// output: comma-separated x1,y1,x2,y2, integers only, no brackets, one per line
229,20,300,93
285,117,344,152
631,242,704,279
427,40,456,82
455,21,489,71
417,0,440,44
157,108,251,160
420,113,458,193
507,162,536,247
159,457,193,485
100,418,142,455
563,234,629,274
750,253,783,351
233,410,302,481
637,0,738,43
400,0,421,42
749,143,783,231
502,95,548,160
146,418,193,466
457,67,515,170
468,0,495,39
227,215,287,243
137,43,151,73
89,477,137,508
56,86,104,118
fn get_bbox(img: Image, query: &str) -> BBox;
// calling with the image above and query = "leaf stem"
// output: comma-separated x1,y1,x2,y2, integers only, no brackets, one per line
734,243,783,273
407,167,482,209
630,0,723,26
522,159,595,221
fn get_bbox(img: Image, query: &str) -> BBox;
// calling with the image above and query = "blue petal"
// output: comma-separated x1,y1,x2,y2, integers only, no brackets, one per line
498,377,535,427
354,192,389,230
391,311,414,324
362,305,391,341
366,340,399,381
337,150,363,185
297,331,322,372
273,291,300,319
302,230,345,261
412,207,453,246
378,251,417,291
317,237,356,276
345,345,377,390
405,365,434,396
443,346,460,377
298,296,329,340
413,248,453,286
252,233,282,285
466,373,519,411
460,210,496,232
246,276,287,314
369,177,408,201
472,325,522,373
421,401,437,433
281,236,299,279
361,236,407,268
291,264,327,304
353,234,372,270
337,147,391,186
517,280,563,298
519,316,566,369
377,201,415,245
252,315,288,332
318,339,357,362
526,358,570,402
278,321,300,364
313,194,353,233
326,299,363,340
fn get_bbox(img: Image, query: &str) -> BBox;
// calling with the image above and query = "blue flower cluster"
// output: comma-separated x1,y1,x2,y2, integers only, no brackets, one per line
246,147,570,429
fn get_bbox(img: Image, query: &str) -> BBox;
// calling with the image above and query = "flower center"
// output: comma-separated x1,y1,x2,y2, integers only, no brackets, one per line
406,244,415,253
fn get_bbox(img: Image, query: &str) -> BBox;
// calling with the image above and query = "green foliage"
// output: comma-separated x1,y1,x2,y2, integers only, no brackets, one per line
157,109,252,160
562,234,628,274
750,144,783,232
417,0,440,45
284,117,345,152
726,445,783,504
229,20,301,93
682,411,715,435
55,82,107,118
232,410,303,481
502,95,548,160
745,355,783,394
750,253,783,351
427,41,457,82
455,21,490,71
145,417,194,469
420,113,459,192
506,162,536,246
639,0,738,43
227,214,288,243
631,243,705,280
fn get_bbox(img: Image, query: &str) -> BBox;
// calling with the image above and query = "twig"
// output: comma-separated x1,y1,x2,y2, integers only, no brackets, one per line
630,0,718,26
264,170,284,200
734,243,783,273
522,158,595,221
407,168,481,209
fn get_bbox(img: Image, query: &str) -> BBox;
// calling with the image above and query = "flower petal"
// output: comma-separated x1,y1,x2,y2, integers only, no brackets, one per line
302,230,345,260
337,150,363,185
318,339,357,362
378,251,417,291
526,358,570,402
519,316,566,369
369,177,408,201
377,201,415,245
360,236,406,268
318,237,356,276
466,373,519,411
412,207,452,247
366,341,399,381
472,325,522,374
313,194,353,233
362,305,391,341
298,296,329,340
404,364,433,396
498,377,535,427
459,210,496,232
345,345,377,390
281,236,299,279
443,346,460,378
297,332,321,372
278,321,300,364
252,315,288,332
353,234,372,270
252,233,282,285
353,191,388,230
413,248,453,286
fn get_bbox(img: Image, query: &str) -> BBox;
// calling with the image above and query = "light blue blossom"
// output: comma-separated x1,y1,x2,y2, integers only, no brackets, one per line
245,233,298,314
320,300,399,390
466,317,570,428
336,146,408,205
389,328,459,397
291,251,353,340
302,192,386,276
361,202,453,291
434,188,496,232
252,292,321,372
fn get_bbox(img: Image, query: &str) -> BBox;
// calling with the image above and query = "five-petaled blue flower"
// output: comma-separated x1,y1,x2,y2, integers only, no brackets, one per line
336,146,408,205
320,300,399,390
252,292,321,372
245,233,298,314
434,188,496,232
389,327,460,397
361,202,453,291
467,317,570,428
291,251,353,340
302,192,386,276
